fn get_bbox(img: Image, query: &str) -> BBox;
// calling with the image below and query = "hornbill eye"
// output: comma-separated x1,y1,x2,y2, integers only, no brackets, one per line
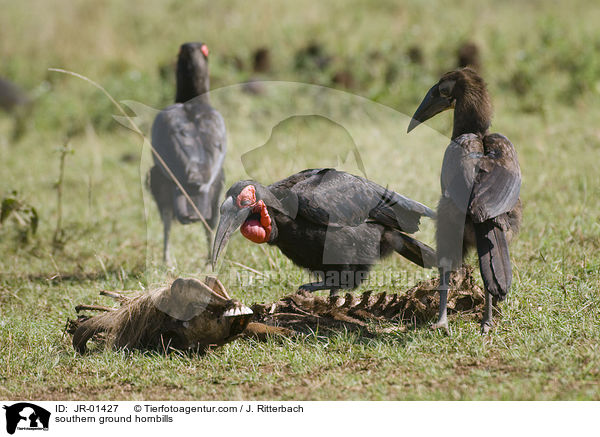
236,185,257,208
439,80,456,98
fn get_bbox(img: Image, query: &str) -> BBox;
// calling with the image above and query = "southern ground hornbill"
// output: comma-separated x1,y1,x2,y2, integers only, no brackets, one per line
408,67,522,333
149,42,226,263
212,168,436,293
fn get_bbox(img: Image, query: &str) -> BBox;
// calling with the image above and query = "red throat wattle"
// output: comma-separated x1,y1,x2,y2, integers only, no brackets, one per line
237,186,272,244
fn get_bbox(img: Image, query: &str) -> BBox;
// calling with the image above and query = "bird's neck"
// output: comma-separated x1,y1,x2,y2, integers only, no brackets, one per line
451,90,492,139
175,75,210,104
268,219,278,243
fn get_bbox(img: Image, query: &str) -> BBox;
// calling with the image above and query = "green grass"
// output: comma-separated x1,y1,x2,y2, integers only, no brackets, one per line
1,0,599,400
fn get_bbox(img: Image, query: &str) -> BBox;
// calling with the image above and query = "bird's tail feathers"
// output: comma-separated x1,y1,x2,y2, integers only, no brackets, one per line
475,220,512,300
389,231,437,269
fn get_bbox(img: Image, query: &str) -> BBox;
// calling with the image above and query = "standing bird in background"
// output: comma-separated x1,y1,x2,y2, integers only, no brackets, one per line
0,77,32,140
149,42,226,263
0,77,30,113
407,67,522,333
212,168,436,294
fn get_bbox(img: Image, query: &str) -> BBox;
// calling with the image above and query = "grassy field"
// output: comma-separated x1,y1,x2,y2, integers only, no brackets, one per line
1,0,599,400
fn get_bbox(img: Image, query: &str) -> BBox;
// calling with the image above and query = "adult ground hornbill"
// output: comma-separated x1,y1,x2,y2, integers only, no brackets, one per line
407,67,522,333
212,168,436,293
149,42,226,263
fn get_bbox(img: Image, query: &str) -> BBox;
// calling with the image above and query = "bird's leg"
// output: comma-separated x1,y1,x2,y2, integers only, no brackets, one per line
480,290,494,334
329,287,341,297
161,208,173,265
431,267,450,334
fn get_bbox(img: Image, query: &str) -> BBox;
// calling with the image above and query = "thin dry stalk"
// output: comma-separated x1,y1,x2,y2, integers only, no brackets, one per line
48,68,213,234
53,140,71,248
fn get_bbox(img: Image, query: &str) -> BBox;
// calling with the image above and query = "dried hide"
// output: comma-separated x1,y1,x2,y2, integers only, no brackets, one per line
67,276,252,353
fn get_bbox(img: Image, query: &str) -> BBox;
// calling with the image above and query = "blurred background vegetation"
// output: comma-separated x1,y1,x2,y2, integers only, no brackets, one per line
2,0,600,135
0,0,599,400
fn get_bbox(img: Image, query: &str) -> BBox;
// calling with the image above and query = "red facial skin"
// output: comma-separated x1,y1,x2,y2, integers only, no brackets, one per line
201,44,209,57
236,185,256,208
237,186,272,243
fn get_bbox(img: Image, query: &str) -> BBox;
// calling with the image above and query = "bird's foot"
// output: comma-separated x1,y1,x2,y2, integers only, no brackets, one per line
431,319,450,335
164,256,175,269
162,247,173,267
203,256,212,269
480,320,493,335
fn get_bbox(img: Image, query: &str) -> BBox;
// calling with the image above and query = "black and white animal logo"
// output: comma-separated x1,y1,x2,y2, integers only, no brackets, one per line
3,403,50,435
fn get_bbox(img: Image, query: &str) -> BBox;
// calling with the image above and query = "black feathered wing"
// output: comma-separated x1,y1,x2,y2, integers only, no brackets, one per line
440,133,520,224
275,168,433,233
265,168,436,269
151,100,226,221
471,134,520,299
366,181,436,233
469,134,521,223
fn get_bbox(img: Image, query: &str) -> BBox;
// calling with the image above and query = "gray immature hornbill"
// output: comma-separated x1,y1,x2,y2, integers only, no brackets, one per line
408,67,522,333
149,42,226,263
212,168,437,293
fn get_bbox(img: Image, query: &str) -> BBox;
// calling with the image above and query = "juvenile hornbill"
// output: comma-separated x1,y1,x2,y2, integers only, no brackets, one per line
408,67,522,333
149,42,226,263
212,168,437,293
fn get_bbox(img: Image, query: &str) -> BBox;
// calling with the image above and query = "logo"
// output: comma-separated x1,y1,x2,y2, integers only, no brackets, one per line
3,403,50,435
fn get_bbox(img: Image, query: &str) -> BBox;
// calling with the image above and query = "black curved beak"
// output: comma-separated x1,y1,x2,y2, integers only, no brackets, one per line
211,197,251,269
407,84,454,133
